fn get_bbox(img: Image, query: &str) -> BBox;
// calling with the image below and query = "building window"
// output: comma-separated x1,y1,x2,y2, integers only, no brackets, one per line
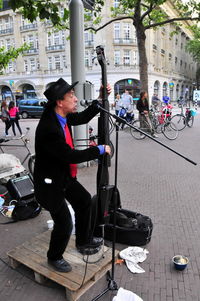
153,44,157,50
169,53,172,60
28,35,34,48
85,51,89,67
47,31,65,47
123,23,130,40
114,50,120,65
123,50,130,65
47,33,51,47
54,32,60,45
113,0,120,8
30,58,36,71
175,57,177,64
114,23,120,39
175,38,178,45
24,60,28,72
48,57,53,70
133,50,138,65
63,55,67,68
6,38,11,50
180,60,182,66
55,56,61,69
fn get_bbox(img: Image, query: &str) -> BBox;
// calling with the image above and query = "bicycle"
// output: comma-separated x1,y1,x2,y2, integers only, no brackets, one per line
0,127,35,179
130,106,178,140
75,125,115,158
171,104,196,131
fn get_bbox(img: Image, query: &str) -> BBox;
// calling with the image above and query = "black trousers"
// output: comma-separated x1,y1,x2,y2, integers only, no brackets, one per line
47,180,93,260
10,117,22,136
4,119,11,135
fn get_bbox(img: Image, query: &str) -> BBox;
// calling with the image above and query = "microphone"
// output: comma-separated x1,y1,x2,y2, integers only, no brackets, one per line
80,99,97,107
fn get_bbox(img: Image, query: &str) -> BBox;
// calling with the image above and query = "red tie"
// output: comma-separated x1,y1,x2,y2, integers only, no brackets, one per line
65,124,77,178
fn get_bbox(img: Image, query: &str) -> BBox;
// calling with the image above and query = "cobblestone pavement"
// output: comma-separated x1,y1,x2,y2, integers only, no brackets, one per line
0,107,200,301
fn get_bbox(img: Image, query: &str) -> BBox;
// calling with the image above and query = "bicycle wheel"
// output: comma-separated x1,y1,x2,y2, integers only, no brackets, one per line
186,115,194,128
171,114,186,131
130,119,149,140
28,154,35,178
162,121,178,140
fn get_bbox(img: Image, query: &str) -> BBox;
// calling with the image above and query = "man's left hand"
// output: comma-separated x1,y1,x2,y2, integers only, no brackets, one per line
99,83,112,99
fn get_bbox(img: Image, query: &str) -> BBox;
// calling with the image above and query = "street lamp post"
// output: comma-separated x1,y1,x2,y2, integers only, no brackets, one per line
69,0,87,154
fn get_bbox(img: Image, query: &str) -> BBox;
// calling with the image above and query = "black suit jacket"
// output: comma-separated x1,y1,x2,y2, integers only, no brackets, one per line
34,102,100,213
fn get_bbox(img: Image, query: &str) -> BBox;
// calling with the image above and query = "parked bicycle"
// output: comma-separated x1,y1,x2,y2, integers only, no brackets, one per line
116,106,134,130
0,127,35,179
75,125,115,158
171,104,196,131
130,105,178,140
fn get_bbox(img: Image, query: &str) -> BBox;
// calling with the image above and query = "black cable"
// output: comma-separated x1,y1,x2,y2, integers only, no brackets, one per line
79,153,108,289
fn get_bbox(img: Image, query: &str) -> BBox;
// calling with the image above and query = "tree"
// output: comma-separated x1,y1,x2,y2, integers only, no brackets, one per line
85,0,200,92
3,0,200,92
186,25,200,62
0,44,29,73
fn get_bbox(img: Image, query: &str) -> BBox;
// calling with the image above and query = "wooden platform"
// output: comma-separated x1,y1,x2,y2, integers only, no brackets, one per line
7,231,119,301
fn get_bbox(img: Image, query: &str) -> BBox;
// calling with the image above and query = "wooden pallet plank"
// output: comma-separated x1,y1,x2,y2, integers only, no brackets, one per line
21,238,108,284
7,246,79,291
7,231,119,300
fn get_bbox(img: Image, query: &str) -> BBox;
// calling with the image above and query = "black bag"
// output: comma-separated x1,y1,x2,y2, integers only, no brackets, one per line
16,111,20,120
11,199,41,221
96,208,153,246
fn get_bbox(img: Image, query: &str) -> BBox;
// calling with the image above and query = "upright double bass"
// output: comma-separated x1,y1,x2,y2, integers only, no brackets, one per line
95,46,115,225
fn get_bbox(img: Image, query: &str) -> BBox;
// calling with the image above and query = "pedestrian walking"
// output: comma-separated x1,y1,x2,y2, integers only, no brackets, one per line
137,91,158,138
1,101,11,136
114,93,121,116
34,78,111,273
8,101,22,136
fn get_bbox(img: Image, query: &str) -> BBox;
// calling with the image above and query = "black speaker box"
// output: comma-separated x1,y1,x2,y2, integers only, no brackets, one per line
6,175,34,201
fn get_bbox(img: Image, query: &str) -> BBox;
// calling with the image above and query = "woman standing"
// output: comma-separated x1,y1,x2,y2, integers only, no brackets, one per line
8,101,22,136
136,91,157,138
114,94,121,116
1,101,11,136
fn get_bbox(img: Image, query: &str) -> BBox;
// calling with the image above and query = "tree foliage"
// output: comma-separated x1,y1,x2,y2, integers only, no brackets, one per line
0,44,29,72
1,0,200,90
186,25,200,62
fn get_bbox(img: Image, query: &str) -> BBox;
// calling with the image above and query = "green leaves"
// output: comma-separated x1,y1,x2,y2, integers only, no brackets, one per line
0,43,30,71
186,25,200,62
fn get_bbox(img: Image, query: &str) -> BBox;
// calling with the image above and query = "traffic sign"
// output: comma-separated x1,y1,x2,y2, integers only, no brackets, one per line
193,90,200,101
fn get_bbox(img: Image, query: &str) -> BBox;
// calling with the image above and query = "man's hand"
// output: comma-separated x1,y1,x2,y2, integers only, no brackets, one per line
103,145,111,155
98,83,112,99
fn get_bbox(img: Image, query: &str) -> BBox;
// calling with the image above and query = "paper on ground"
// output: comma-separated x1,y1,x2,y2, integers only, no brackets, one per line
112,287,143,301
119,247,149,273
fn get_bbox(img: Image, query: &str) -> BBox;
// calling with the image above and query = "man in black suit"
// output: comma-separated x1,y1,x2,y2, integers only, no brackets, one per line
34,78,111,272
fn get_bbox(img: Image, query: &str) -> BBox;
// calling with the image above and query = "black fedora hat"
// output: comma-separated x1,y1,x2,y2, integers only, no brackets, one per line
44,78,78,103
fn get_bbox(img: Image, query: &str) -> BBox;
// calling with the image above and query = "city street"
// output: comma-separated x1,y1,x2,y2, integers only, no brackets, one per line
0,107,200,301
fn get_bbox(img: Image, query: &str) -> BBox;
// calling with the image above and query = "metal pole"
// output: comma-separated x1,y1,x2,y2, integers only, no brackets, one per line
69,0,87,153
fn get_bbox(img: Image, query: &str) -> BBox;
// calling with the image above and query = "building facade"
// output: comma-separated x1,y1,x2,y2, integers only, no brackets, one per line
0,0,197,104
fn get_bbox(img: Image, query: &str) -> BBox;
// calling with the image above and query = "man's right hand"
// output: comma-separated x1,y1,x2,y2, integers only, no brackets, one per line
103,145,111,155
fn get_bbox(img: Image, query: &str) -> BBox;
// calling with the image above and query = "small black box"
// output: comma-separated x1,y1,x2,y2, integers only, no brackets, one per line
6,175,34,201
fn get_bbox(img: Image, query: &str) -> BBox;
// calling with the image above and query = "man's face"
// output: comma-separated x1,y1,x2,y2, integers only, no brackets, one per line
57,89,78,115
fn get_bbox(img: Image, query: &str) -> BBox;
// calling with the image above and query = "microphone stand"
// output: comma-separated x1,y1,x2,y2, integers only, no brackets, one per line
91,105,197,301
97,105,197,166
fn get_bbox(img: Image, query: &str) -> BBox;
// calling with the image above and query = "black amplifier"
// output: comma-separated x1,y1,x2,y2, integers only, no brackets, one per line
6,174,34,201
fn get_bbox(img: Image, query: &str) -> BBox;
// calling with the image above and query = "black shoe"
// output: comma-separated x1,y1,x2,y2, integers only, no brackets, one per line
88,237,103,247
76,245,101,255
76,237,103,250
48,258,72,273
